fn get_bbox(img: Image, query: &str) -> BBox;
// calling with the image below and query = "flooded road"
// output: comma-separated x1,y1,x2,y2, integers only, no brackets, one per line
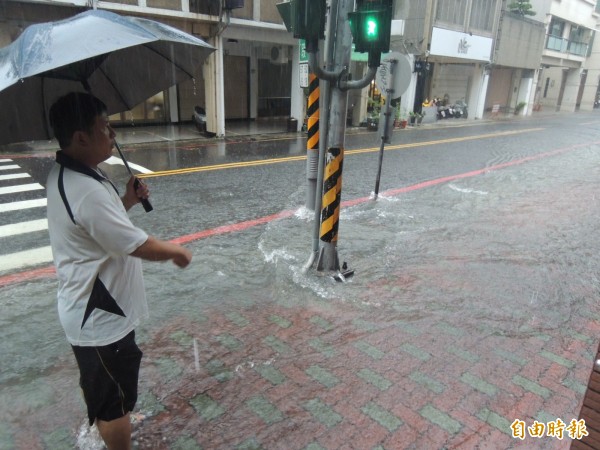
2,114,600,448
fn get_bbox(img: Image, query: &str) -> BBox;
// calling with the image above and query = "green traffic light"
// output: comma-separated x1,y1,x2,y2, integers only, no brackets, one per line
365,16,379,40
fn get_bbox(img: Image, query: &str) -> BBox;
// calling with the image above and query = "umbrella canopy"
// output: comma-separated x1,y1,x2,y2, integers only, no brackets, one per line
0,9,215,145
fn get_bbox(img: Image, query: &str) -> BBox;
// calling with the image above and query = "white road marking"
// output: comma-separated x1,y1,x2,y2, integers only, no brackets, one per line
0,246,53,272
0,198,47,213
0,219,48,238
104,156,154,174
0,183,44,195
0,164,20,171
0,173,30,181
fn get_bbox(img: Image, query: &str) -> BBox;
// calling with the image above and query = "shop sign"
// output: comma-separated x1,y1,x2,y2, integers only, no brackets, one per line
430,27,492,62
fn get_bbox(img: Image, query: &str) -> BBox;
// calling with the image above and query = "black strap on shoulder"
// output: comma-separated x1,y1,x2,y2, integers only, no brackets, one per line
58,165,76,225
54,151,120,225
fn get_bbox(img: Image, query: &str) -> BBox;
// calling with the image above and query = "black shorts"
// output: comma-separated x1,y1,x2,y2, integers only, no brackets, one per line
72,330,143,425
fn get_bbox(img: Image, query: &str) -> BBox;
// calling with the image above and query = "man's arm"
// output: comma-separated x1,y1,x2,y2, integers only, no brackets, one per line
130,236,192,268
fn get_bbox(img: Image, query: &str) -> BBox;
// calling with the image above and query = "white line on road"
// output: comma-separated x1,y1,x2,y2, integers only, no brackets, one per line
0,173,31,181
104,156,154,174
0,219,48,238
0,183,44,195
0,165,20,171
0,159,13,163
0,198,47,213
0,246,53,272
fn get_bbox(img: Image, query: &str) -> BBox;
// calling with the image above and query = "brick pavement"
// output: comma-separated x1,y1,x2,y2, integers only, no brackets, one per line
121,281,597,450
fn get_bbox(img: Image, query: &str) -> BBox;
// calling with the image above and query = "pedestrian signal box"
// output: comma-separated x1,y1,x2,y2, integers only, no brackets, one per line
276,0,326,48
348,0,393,54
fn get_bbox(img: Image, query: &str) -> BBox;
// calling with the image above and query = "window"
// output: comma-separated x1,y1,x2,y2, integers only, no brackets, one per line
436,0,468,26
469,0,497,31
549,17,565,37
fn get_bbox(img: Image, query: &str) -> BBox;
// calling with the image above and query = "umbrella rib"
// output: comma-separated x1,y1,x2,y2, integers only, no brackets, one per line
42,77,50,138
144,45,196,80
95,65,133,110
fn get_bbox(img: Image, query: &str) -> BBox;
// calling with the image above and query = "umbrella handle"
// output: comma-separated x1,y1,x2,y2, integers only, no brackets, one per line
114,140,153,213
134,178,154,212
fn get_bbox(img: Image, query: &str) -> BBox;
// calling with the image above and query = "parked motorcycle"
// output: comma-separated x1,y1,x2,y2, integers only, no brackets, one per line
453,99,468,119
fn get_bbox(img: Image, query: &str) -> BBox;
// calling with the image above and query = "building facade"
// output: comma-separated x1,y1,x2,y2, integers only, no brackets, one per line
2,0,599,137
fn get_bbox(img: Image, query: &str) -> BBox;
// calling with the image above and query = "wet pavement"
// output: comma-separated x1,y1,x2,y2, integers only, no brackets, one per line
1,111,600,449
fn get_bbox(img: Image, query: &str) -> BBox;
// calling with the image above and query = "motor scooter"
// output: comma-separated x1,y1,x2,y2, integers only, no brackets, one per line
454,100,468,118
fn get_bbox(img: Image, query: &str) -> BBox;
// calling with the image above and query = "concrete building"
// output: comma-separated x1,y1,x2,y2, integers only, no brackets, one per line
0,0,304,137
527,0,599,112
2,0,598,136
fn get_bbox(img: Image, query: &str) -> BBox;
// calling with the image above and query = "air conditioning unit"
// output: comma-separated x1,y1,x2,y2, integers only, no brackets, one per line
270,46,288,64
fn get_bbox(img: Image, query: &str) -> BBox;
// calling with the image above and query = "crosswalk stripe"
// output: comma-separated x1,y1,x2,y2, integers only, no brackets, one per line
0,165,20,171
0,183,44,195
0,198,47,213
0,159,13,163
0,219,48,238
0,246,53,272
0,173,31,181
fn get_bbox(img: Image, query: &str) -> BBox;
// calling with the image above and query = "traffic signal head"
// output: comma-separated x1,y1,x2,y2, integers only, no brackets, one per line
276,0,326,42
348,0,393,54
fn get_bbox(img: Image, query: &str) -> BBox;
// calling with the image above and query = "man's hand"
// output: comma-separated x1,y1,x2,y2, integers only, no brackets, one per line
131,236,193,268
122,176,150,211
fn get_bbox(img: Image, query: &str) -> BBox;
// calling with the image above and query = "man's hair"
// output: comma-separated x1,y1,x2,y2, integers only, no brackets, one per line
49,92,107,149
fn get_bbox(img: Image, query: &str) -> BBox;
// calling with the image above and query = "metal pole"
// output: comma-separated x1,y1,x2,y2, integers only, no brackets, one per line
316,0,353,275
374,58,396,199
306,73,320,211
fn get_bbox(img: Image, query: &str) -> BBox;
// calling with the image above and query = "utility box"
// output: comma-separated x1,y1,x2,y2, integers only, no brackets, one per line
287,117,298,132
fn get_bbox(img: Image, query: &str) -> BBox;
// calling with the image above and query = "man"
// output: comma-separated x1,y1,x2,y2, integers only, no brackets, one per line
46,92,192,449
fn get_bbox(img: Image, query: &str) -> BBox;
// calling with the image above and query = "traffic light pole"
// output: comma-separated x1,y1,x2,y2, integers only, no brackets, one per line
279,0,386,279
310,0,377,278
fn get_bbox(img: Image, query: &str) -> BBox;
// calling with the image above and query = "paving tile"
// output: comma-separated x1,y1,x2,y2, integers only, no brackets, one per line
309,315,334,331
512,374,551,399
305,365,339,388
254,363,286,386
216,333,243,351
308,337,336,358
399,343,431,361
409,370,444,394
539,350,576,369
235,437,263,449
358,368,392,391
171,435,203,450
246,396,284,425
204,358,234,382
419,404,462,435
303,398,343,428
447,346,479,363
361,402,403,432
226,311,250,328
476,408,512,436
190,394,225,421
460,372,498,396
354,340,385,360
268,314,292,329
263,335,293,355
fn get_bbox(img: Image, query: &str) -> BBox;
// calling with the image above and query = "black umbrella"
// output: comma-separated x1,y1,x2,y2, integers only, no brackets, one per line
0,9,216,211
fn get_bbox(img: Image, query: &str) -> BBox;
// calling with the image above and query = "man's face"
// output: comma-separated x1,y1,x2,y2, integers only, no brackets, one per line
86,113,115,164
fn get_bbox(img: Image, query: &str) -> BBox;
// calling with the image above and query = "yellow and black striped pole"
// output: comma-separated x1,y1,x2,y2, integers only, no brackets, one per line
306,73,320,210
316,146,343,271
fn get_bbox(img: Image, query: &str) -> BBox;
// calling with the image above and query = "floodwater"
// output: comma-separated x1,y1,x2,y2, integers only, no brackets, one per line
2,117,600,448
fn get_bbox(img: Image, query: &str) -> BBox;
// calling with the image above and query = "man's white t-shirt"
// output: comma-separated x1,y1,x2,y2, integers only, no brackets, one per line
47,152,149,347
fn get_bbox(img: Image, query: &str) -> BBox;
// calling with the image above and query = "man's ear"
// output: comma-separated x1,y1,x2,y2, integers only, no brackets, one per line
72,130,89,148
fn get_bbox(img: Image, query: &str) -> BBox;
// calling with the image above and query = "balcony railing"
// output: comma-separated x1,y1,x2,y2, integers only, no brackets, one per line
546,34,588,56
